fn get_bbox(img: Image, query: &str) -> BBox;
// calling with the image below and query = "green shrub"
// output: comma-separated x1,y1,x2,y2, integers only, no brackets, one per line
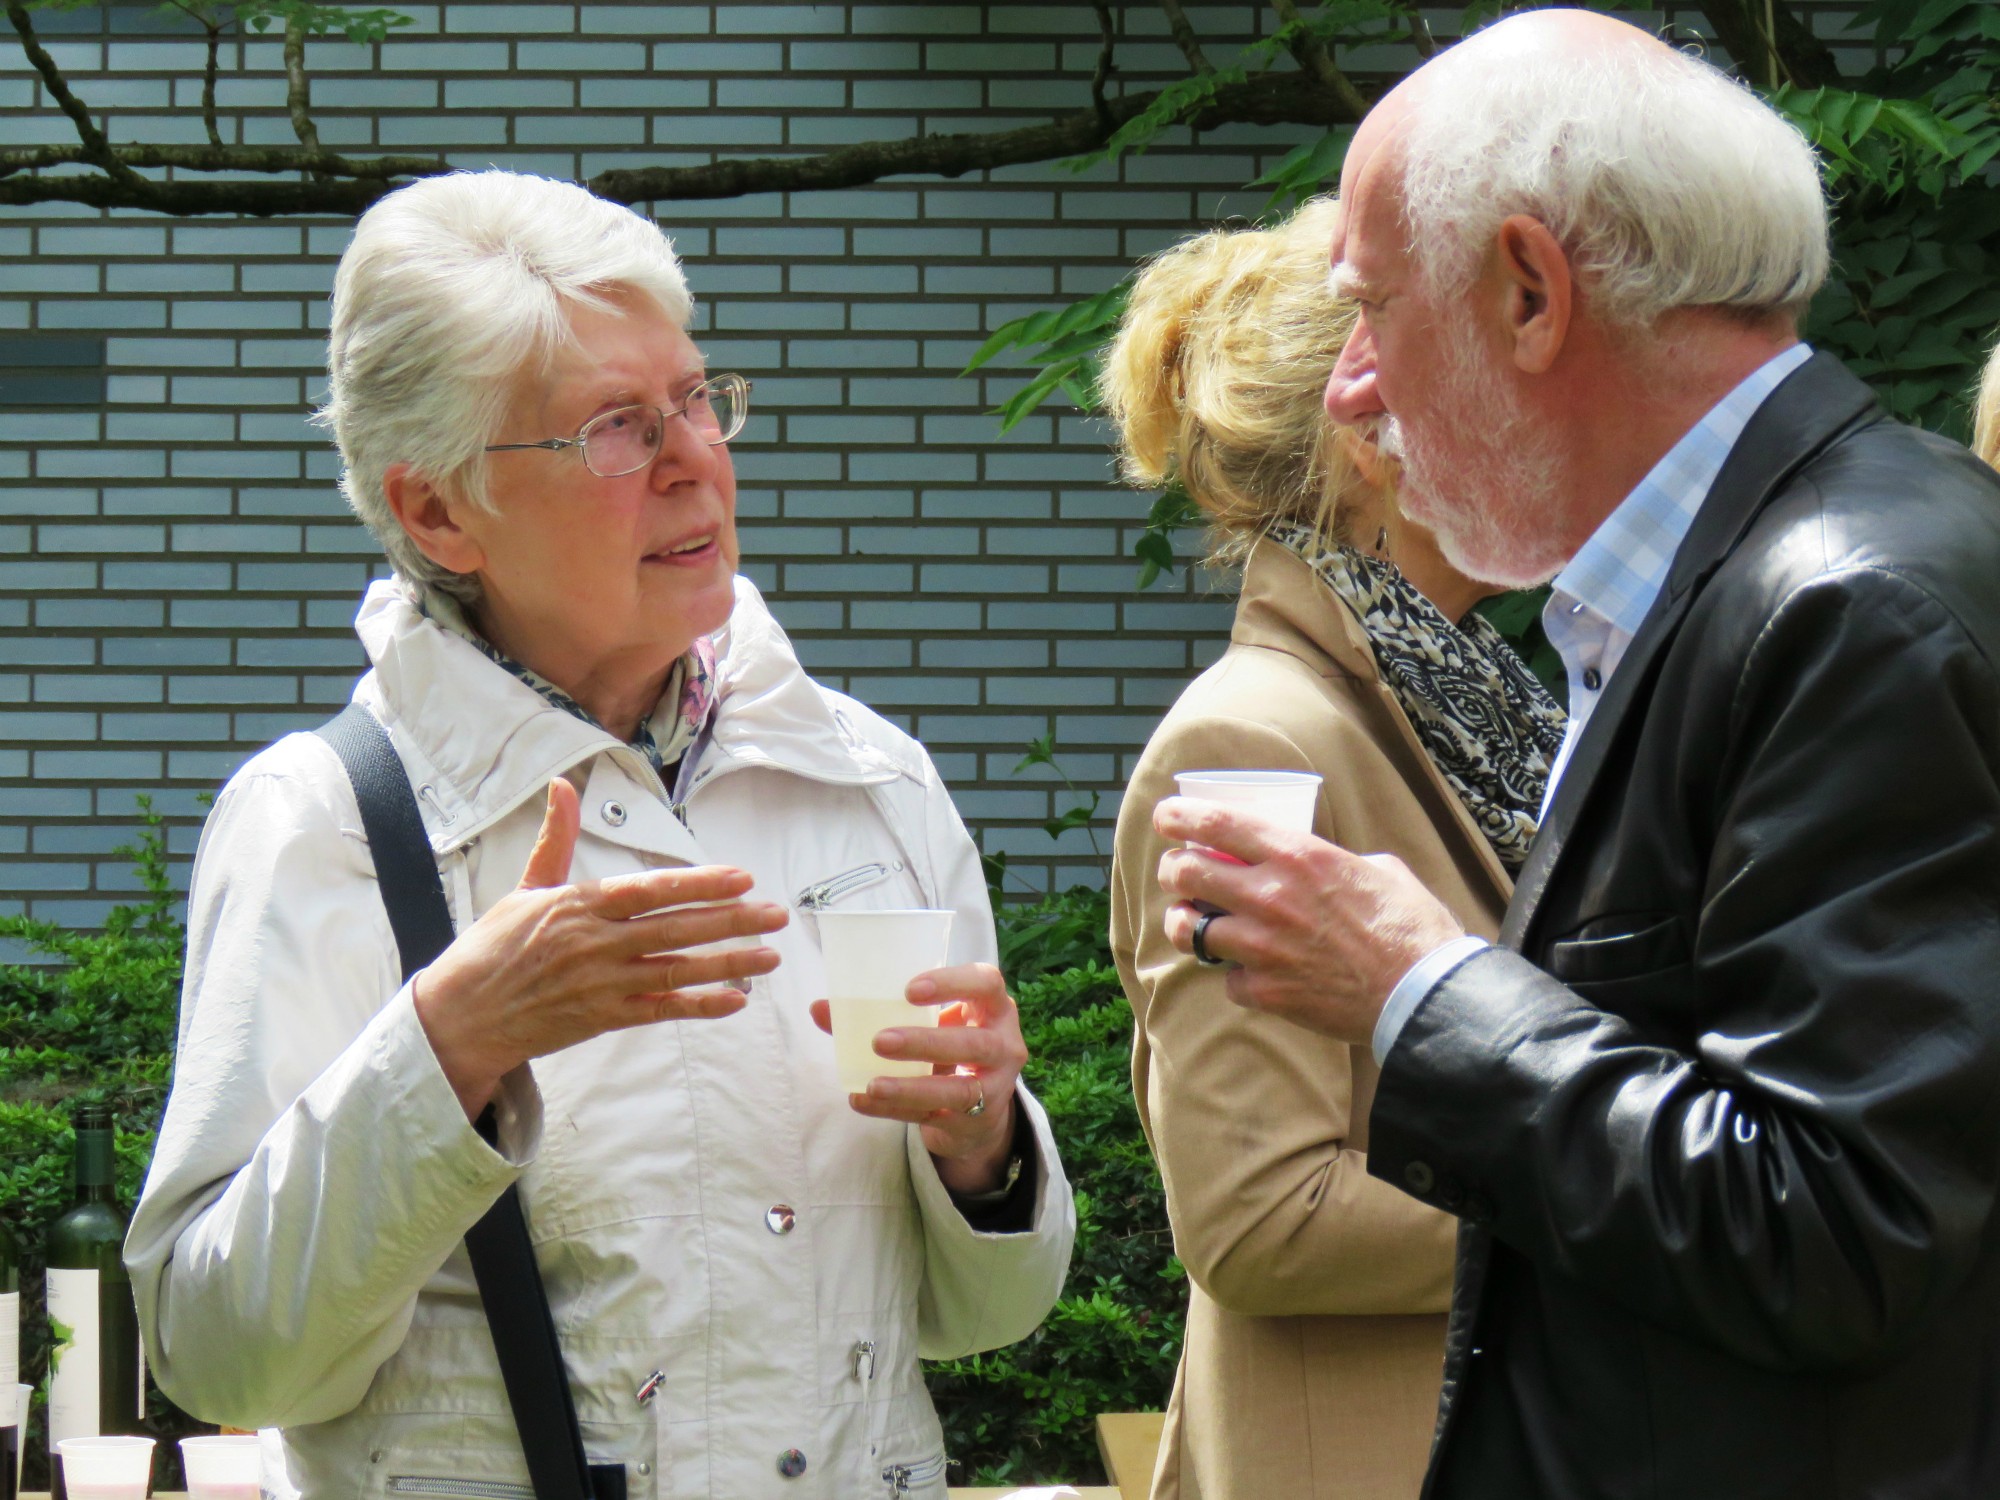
927,881,1182,1487
0,808,1176,1490
0,800,191,1490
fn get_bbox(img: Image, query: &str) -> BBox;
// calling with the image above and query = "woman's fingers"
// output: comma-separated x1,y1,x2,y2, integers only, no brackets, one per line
905,962,1011,1021
517,778,581,891
873,1021,1017,1071
623,942,783,994
615,896,790,959
591,863,758,920
847,1072,988,1125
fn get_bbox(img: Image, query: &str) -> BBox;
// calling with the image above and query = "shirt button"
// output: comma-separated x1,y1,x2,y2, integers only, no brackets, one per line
777,1448,808,1478
1404,1160,1435,1195
766,1204,796,1235
1582,667,1603,692
637,1462,653,1477
601,799,628,827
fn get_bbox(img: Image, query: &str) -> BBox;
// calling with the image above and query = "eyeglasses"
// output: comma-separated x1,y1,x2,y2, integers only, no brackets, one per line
483,372,751,478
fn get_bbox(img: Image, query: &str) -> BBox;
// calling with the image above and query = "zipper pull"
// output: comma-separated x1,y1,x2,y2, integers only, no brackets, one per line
852,1339,875,1382
636,1368,665,1406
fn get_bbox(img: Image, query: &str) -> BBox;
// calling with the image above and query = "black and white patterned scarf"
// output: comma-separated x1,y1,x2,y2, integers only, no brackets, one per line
1267,522,1567,873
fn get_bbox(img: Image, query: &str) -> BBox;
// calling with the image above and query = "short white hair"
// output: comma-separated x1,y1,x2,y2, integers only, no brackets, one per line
317,170,693,602
1398,42,1830,328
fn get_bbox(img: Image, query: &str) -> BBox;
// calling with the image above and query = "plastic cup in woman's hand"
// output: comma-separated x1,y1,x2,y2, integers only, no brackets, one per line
817,909,955,1094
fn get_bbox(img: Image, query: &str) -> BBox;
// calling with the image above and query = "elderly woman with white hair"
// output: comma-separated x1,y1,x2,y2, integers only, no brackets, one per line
126,170,1072,1500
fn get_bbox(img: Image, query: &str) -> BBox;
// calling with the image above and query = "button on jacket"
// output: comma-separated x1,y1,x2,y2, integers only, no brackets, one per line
1367,354,2000,1498
1111,540,1510,1500
126,576,1074,1500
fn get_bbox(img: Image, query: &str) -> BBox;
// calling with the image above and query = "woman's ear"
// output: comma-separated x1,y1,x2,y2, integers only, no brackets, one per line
383,463,485,576
1494,214,1572,375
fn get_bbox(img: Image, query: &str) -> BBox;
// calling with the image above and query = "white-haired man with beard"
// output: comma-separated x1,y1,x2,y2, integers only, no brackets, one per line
1153,9,2000,1498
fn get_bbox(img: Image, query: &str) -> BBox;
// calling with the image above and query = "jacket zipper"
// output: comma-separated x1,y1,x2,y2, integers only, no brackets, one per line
387,1479,538,1499
883,1451,948,1495
795,861,902,911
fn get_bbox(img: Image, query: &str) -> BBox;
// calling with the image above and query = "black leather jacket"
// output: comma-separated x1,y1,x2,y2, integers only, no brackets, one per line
1367,354,2000,1499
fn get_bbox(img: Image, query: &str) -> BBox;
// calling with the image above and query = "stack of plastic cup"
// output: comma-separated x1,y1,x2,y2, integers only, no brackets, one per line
180,1434,262,1500
817,908,955,1094
55,1435,154,1500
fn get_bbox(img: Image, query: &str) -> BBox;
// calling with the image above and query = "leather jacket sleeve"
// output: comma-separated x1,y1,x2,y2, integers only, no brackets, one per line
1367,561,2000,1375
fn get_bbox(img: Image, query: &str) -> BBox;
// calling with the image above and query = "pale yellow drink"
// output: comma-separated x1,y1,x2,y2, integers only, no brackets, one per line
829,996,941,1094
817,909,956,1096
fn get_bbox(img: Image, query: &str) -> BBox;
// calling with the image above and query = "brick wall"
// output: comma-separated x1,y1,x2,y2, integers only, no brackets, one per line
0,1,1872,933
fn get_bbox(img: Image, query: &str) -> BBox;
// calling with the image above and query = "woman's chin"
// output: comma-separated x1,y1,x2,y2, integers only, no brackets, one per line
638,554,736,641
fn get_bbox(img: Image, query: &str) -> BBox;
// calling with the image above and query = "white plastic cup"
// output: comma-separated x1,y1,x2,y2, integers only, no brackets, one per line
56,1434,155,1500
817,908,955,1094
1172,770,1323,857
179,1434,262,1500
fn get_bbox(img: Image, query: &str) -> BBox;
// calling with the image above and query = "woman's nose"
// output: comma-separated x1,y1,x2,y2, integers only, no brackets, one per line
649,409,720,486
1324,323,1384,428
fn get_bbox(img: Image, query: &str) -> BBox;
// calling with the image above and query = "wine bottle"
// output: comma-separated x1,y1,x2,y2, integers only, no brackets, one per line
46,1104,145,1500
1,1212,18,1500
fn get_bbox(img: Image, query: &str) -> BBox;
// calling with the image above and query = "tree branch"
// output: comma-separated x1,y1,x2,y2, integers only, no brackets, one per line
0,69,1362,217
1695,0,1841,89
4,0,155,196
1269,0,1370,119
1389,0,1437,59
159,0,223,147
1090,3,1116,130
1157,0,1213,73
282,7,324,176
0,142,445,180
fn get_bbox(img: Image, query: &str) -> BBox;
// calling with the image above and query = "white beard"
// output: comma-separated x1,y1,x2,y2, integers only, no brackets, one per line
1387,315,1575,590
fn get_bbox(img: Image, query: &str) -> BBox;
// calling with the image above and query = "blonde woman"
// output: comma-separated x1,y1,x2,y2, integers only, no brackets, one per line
1103,199,1565,1500
1976,335,1999,469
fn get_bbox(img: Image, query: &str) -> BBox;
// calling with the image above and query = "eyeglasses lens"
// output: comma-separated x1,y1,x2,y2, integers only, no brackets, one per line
578,380,746,476
582,406,662,478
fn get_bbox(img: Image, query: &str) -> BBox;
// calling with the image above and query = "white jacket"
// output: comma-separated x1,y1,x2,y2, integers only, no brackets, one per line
127,577,1074,1500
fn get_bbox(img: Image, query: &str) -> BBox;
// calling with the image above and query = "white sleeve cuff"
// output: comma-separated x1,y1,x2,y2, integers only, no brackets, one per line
1372,935,1491,1066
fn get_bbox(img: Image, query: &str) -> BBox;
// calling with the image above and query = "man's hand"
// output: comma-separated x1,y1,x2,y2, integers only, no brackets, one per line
1154,796,1466,1044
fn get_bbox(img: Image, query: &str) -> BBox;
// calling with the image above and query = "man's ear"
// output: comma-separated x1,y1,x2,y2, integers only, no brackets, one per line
1494,215,1572,375
383,463,485,577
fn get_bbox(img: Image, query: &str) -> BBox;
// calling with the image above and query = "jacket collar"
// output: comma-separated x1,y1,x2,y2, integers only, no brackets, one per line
351,575,896,852
1231,538,1515,902
1503,352,1884,946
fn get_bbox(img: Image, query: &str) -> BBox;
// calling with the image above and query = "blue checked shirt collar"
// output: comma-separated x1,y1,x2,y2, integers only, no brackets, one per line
1548,343,1814,646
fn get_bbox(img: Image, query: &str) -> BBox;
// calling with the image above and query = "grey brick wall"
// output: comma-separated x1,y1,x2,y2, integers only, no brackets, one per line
0,1,1873,931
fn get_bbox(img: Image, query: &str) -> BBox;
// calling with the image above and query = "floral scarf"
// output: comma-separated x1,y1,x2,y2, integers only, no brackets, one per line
414,585,718,787
1267,523,1567,874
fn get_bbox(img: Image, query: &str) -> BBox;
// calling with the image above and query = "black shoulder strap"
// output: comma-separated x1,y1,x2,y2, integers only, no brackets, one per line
314,704,625,1500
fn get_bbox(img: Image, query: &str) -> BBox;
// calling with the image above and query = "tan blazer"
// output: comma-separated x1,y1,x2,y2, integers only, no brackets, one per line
1111,540,1513,1500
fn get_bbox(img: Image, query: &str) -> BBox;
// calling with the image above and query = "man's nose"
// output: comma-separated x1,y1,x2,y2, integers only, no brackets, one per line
1324,323,1384,428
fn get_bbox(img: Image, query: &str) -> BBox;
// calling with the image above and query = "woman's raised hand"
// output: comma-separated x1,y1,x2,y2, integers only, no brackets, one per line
416,777,790,1118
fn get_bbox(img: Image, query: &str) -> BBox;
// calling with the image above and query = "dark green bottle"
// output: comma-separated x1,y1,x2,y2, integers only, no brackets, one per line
45,1105,143,1500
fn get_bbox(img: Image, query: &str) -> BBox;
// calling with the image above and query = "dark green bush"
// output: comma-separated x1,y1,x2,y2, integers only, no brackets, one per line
927,880,1181,1487
0,809,1176,1490
0,800,190,1490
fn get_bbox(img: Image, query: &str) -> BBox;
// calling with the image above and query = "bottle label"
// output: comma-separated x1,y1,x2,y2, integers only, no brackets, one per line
46,1269,100,1450
0,1289,16,1387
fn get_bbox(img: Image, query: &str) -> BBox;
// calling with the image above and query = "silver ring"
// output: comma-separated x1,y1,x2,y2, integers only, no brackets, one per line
1191,910,1227,967
964,1078,986,1117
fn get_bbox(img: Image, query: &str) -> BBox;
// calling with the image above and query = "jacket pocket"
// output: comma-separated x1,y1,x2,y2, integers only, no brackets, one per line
1547,913,1689,985
387,1479,537,1500
880,1449,948,1497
